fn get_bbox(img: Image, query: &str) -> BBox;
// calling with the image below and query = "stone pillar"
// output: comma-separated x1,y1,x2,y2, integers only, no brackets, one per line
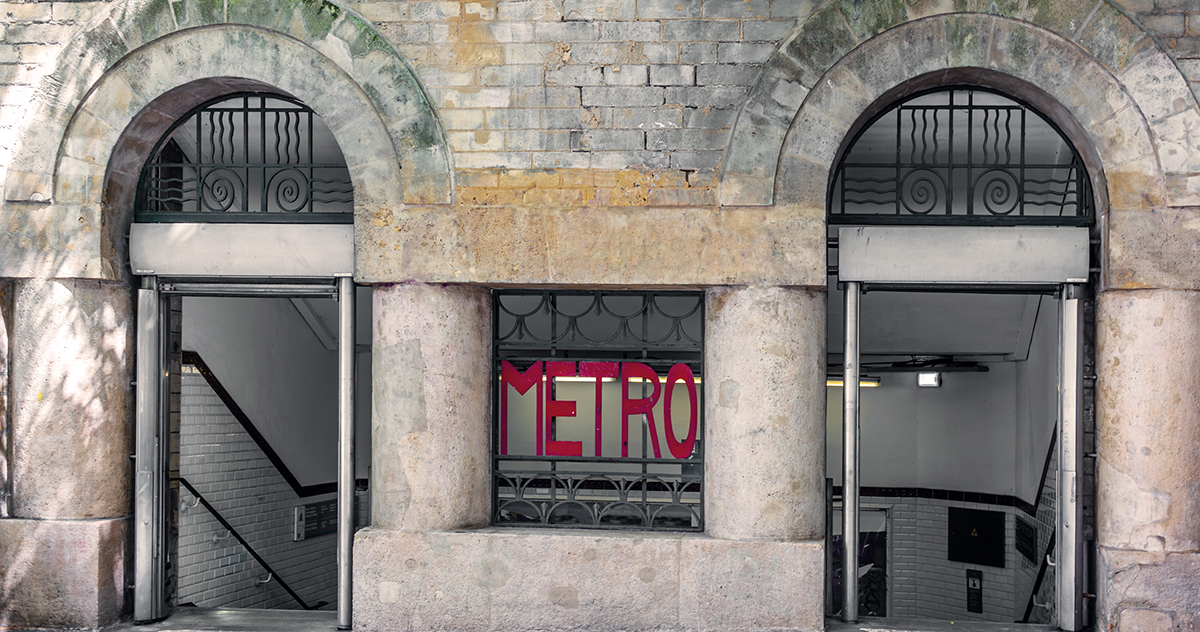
11,278,133,519
2,278,133,627
370,282,492,531
1095,290,1200,629
704,286,826,541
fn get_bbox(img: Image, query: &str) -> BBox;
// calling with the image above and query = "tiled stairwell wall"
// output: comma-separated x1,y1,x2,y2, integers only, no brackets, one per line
176,369,341,610
869,446,1059,623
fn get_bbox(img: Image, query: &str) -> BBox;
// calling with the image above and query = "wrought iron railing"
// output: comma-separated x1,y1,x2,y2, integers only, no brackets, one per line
831,88,1093,225
493,291,704,531
136,93,353,223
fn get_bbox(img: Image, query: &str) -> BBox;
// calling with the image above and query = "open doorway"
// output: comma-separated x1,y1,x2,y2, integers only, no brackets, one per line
128,88,366,625
824,85,1097,628
826,287,1069,623
168,290,372,610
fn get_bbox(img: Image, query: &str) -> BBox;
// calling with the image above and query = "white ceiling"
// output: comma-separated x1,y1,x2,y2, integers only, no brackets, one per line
827,284,1044,359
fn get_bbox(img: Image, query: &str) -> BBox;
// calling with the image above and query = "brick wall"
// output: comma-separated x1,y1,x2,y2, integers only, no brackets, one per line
177,370,338,610
883,497,1018,622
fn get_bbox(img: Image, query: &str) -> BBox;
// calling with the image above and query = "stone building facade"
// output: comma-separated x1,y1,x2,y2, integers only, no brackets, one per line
1,0,1199,630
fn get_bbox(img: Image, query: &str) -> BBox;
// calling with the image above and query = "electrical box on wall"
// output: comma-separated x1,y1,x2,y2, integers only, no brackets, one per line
948,507,1006,567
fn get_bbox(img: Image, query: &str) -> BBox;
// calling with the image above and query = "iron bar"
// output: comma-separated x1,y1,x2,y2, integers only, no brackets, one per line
337,276,355,630
137,92,353,222
842,281,861,623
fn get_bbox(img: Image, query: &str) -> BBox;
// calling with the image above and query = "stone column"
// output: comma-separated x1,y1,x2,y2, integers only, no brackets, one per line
3,278,133,627
370,282,492,531
704,286,826,541
11,278,133,519
1095,289,1200,629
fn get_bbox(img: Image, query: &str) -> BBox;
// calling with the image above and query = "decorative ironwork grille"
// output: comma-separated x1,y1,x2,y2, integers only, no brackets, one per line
830,89,1093,225
136,93,353,223
493,291,704,531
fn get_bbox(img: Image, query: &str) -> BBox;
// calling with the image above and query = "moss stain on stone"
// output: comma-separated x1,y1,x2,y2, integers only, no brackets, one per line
785,4,859,84
289,0,342,40
80,19,130,68
193,0,225,24
837,0,906,40
171,0,187,26
344,14,391,56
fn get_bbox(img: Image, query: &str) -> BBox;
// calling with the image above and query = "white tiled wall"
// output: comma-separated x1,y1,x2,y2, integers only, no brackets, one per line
177,371,338,610
1015,448,1058,625
873,480,1057,623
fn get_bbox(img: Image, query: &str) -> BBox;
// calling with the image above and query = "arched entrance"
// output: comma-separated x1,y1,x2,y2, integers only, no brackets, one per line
826,85,1095,629
22,9,450,625
127,88,367,627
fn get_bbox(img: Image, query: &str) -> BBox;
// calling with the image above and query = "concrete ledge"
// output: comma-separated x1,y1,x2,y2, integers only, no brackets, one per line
0,517,129,628
354,528,823,632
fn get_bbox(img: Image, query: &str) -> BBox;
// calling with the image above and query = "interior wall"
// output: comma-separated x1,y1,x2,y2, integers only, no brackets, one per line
1014,297,1057,504
177,371,337,610
826,363,1017,495
182,292,373,486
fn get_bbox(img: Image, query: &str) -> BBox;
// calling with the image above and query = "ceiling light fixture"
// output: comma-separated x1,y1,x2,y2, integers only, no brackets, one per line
917,372,942,388
826,376,882,388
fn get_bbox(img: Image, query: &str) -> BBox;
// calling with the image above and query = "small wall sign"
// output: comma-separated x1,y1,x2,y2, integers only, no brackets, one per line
293,499,337,541
966,570,983,613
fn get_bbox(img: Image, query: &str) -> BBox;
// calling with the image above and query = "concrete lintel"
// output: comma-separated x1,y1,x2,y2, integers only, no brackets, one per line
129,223,354,278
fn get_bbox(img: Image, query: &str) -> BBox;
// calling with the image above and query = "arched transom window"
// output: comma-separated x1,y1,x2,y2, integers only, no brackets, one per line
830,88,1092,226
136,93,353,223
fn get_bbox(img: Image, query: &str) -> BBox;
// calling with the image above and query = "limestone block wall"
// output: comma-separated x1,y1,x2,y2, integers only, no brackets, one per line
1,0,1200,629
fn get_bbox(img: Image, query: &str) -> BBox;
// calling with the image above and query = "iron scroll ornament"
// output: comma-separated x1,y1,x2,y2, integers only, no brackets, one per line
135,92,354,223
831,88,1093,226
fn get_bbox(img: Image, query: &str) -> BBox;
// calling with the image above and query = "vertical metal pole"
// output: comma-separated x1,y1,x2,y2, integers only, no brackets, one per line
842,281,861,623
337,276,356,630
1058,284,1084,631
134,277,165,622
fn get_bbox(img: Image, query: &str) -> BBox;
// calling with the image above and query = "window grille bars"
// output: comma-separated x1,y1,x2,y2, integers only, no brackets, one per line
831,89,1093,226
136,93,353,223
493,291,704,531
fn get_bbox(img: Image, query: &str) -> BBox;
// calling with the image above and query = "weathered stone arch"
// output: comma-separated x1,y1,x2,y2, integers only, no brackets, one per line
721,4,1200,288
722,3,1192,208
2,0,450,280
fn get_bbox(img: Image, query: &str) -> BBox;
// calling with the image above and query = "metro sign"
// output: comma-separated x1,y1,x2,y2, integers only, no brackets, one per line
499,360,699,460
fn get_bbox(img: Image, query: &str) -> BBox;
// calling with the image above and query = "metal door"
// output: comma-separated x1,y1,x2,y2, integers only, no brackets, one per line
133,277,169,622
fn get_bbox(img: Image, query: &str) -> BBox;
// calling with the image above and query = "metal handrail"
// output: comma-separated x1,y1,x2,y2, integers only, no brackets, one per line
1020,531,1056,623
176,477,325,611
